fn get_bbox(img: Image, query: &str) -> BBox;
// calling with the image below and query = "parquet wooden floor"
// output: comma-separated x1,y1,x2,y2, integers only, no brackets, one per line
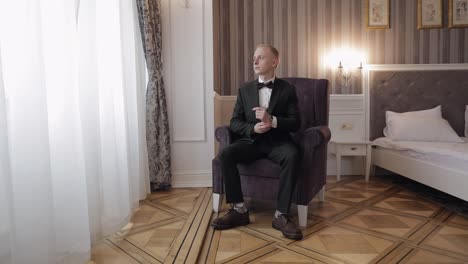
89,175,468,263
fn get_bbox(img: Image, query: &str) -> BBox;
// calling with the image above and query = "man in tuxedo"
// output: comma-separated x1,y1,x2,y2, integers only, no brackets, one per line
211,44,302,240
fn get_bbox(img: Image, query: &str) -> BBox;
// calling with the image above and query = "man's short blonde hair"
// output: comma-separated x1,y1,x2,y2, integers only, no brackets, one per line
255,44,279,59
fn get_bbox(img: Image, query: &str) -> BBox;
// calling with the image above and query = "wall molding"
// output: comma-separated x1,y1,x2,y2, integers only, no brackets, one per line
364,63,468,72
214,92,236,101
166,0,207,143
171,170,212,188
162,0,214,188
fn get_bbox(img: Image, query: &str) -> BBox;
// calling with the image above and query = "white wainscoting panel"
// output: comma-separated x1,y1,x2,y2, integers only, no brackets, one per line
164,0,206,142
162,0,213,187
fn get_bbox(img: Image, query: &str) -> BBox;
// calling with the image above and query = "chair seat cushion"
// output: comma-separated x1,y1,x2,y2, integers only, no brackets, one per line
238,159,281,179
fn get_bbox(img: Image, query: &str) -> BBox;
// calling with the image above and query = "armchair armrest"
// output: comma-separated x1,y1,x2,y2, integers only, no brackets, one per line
293,125,331,205
215,126,233,151
301,125,331,148
315,125,331,142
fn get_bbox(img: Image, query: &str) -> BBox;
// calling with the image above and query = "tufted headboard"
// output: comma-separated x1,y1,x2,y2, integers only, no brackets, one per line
365,65,468,141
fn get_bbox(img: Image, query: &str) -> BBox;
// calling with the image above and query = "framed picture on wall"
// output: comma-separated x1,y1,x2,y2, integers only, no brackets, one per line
366,0,390,29
418,0,443,29
449,0,468,28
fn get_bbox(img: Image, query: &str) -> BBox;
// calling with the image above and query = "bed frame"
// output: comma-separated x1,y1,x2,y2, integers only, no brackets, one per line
363,64,468,202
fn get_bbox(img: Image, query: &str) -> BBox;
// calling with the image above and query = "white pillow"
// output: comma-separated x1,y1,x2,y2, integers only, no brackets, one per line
387,117,463,143
465,106,468,137
383,105,442,137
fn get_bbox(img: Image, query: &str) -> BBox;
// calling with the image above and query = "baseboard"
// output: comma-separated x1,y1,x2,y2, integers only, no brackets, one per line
171,170,212,188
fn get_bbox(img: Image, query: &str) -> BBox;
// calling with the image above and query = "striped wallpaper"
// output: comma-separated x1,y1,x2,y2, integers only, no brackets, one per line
213,0,468,95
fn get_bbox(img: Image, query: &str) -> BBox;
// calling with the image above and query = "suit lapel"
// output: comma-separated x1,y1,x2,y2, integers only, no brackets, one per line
267,80,281,114
248,81,259,109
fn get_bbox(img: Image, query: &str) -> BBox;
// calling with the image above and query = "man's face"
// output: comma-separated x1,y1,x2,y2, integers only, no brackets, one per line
253,47,278,76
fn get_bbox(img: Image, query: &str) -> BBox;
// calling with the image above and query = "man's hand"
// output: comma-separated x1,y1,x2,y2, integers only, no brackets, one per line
252,107,271,123
253,122,272,134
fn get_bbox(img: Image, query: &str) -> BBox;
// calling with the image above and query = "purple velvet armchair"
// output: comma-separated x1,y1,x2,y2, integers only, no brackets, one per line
212,78,331,227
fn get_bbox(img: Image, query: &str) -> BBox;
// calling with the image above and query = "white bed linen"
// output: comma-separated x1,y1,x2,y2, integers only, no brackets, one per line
372,137,468,172
373,147,468,173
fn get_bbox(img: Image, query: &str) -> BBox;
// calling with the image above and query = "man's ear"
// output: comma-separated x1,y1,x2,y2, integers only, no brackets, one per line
273,57,280,68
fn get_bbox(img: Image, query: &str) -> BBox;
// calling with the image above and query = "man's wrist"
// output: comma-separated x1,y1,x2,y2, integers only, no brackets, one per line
271,116,277,128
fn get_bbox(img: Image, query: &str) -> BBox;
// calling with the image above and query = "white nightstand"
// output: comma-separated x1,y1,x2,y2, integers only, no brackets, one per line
329,140,372,182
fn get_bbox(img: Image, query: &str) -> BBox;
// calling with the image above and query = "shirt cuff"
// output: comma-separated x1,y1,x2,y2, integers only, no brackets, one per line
271,116,277,128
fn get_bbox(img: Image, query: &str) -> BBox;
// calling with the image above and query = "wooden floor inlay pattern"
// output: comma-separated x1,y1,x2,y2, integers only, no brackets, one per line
89,176,468,263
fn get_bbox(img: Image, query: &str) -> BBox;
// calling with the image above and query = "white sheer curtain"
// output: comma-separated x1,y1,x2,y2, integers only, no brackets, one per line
0,0,149,263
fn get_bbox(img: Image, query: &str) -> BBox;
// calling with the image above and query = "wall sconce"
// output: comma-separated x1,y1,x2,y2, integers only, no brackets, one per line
337,61,363,88
324,48,366,90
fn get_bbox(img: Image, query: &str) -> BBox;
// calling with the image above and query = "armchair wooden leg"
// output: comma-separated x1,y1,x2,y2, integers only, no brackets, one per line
213,193,223,212
318,186,325,202
297,204,308,227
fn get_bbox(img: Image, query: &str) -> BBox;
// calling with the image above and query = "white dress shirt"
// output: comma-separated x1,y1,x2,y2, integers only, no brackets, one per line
258,76,278,128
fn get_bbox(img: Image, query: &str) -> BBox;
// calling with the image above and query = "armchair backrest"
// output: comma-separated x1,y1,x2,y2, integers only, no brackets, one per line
283,78,330,132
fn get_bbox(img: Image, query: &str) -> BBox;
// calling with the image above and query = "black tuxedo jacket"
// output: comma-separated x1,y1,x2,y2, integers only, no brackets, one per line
230,78,300,142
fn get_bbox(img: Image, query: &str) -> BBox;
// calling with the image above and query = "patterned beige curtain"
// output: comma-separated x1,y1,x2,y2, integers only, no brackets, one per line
136,0,171,191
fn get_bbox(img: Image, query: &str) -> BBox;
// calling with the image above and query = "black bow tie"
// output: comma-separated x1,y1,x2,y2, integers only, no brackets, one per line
257,81,274,89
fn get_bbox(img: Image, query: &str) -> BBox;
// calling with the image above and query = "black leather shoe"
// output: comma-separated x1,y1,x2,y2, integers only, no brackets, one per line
211,209,250,230
272,214,303,240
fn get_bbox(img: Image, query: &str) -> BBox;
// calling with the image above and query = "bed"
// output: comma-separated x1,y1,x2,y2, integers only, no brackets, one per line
363,64,468,201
